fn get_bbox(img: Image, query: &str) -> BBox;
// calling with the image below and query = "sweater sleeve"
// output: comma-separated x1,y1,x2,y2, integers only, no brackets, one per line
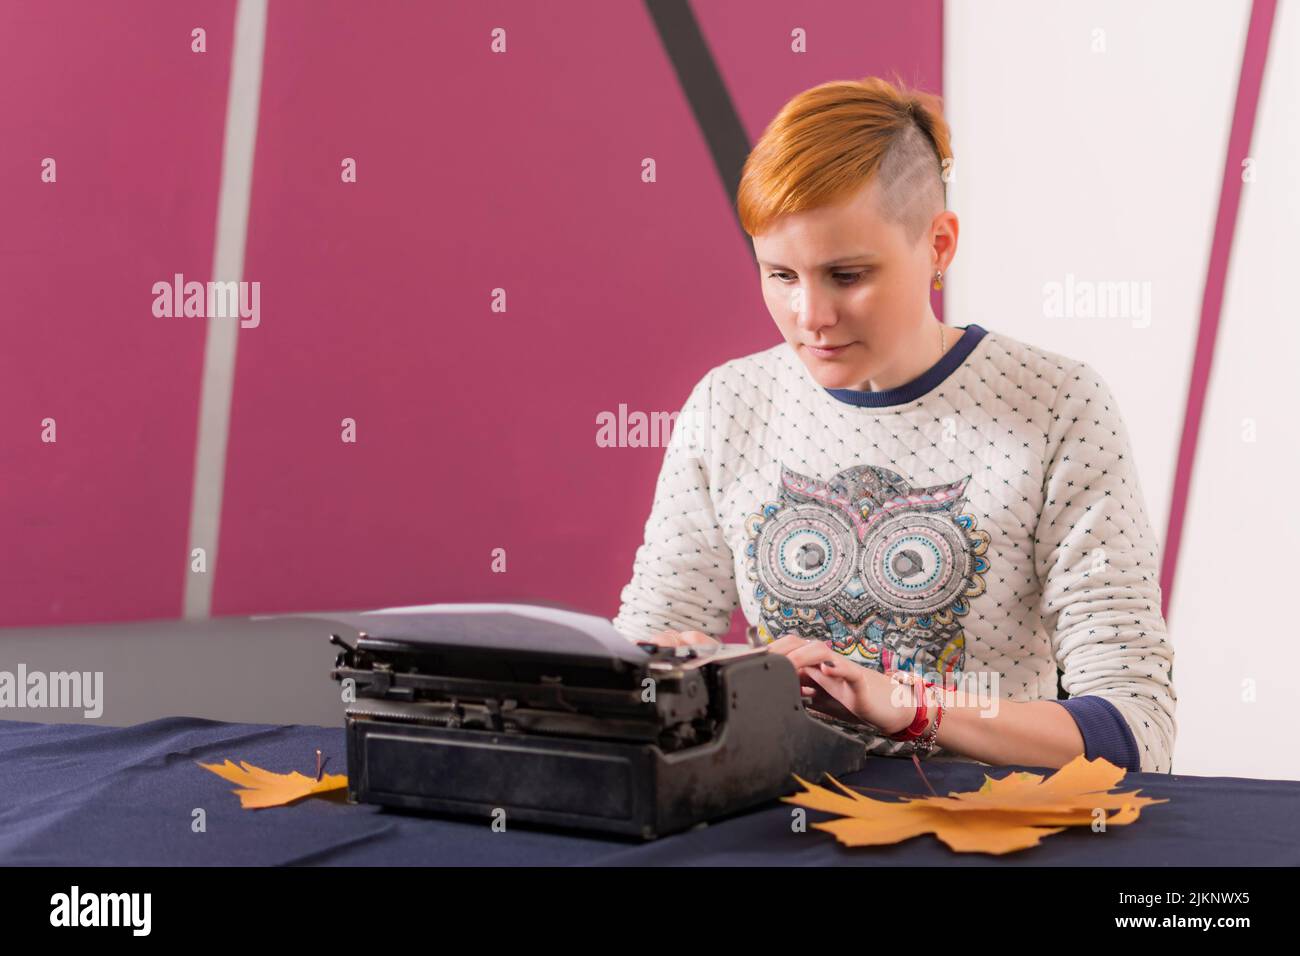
610,368,739,642
1033,360,1178,773
1054,695,1140,770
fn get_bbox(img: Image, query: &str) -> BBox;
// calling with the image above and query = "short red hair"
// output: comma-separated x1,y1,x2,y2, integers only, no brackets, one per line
736,74,952,243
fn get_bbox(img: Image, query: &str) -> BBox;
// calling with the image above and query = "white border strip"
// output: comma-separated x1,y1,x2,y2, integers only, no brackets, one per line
184,0,269,618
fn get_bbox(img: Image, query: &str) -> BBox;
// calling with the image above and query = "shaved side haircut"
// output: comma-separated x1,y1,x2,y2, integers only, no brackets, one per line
737,75,953,247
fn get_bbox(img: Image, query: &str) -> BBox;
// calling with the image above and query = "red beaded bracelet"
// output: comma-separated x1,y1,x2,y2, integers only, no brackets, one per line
888,674,938,742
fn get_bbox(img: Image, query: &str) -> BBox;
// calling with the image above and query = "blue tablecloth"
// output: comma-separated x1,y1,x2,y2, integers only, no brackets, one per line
1,717,1295,865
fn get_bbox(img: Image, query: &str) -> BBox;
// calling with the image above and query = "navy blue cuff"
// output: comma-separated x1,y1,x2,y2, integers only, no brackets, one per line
1053,696,1141,772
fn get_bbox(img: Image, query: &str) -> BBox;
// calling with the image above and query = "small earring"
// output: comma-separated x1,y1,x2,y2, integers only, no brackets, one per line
932,270,944,291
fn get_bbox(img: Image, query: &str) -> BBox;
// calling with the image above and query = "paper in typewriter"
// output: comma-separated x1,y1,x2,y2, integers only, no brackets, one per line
272,601,650,665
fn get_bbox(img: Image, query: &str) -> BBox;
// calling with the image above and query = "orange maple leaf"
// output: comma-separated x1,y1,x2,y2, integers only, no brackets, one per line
197,759,348,809
783,753,1168,855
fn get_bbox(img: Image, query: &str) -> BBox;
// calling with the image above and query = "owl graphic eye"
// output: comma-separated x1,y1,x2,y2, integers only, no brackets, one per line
755,505,856,605
859,512,973,615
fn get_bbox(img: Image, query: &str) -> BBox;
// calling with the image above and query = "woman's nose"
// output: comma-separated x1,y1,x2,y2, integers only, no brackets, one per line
792,286,837,331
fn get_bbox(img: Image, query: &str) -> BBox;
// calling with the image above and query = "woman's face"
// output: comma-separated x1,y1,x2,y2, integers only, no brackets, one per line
752,178,952,390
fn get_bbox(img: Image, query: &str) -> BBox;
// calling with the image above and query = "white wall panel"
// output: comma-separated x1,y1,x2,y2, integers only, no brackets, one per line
1168,0,1299,778
945,0,1269,776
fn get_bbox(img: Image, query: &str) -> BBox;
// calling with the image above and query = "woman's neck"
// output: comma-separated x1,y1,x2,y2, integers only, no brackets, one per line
855,319,957,392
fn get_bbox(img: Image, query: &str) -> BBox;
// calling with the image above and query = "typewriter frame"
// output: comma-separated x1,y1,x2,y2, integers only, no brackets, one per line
330,629,870,840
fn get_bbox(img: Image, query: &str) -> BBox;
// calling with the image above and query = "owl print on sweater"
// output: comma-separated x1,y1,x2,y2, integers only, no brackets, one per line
745,462,989,686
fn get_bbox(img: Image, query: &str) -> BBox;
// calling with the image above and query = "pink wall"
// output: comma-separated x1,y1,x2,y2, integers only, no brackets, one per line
0,1,235,626
1,0,942,629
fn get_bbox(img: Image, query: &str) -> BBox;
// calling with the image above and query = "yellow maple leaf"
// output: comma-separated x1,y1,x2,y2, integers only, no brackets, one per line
782,753,1167,855
197,759,348,809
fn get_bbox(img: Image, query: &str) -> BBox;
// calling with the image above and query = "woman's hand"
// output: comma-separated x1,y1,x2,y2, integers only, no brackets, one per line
641,629,723,649
764,633,912,734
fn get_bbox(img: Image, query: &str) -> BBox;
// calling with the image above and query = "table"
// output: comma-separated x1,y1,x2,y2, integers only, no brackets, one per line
2,716,1296,865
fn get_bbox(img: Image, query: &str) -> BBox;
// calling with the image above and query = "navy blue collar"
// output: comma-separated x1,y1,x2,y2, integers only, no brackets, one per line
822,324,987,407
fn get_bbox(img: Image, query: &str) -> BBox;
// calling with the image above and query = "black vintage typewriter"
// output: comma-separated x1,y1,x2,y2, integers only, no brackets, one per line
324,603,869,839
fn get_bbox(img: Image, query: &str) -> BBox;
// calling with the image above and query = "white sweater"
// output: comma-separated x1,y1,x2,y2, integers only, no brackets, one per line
612,324,1177,773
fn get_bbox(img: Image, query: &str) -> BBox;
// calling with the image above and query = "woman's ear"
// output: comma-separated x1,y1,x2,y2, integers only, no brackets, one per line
929,210,959,275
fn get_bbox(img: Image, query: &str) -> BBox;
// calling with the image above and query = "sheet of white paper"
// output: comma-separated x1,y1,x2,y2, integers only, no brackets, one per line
253,601,649,663
364,602,646,661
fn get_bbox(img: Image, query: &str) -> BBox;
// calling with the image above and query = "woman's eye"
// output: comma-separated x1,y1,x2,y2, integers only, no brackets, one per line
766,271,867,284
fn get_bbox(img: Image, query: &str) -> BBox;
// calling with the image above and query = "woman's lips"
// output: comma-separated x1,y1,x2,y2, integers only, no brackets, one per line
805,342,853,359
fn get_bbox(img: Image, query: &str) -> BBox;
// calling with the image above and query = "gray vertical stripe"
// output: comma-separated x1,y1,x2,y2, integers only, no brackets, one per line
184,0,268,618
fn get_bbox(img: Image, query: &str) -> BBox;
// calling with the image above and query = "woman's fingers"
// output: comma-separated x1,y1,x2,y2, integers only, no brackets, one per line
798,666,864,722
764,634,812,654
677,630,721,646
799,664,845,686
784,641,833,668
785,642,865,683
649,630,684,646
642,629,723,648
766,633,845,659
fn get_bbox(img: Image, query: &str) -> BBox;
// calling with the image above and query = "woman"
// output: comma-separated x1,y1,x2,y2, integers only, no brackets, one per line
611,77,1176,774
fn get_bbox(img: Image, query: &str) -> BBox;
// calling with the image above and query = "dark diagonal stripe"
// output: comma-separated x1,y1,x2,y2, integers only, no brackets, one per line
643,0,752,243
